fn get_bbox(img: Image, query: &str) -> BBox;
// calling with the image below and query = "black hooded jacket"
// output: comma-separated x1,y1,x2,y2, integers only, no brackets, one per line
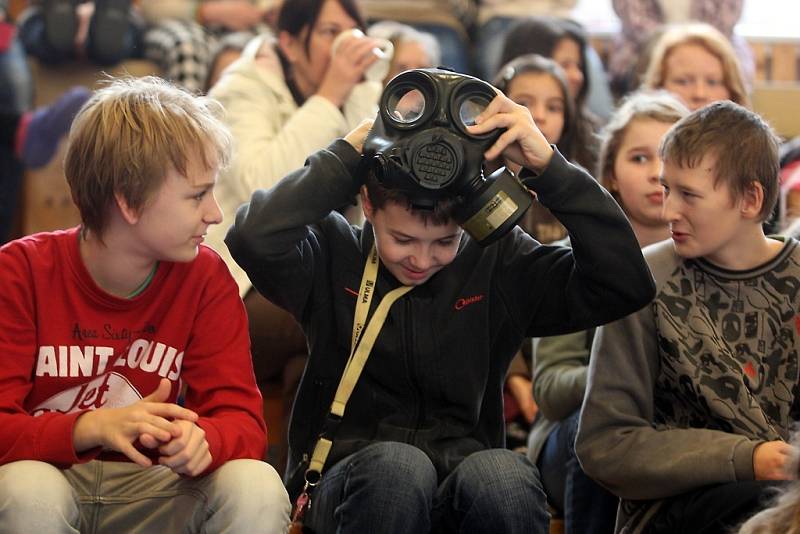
226,139,656,497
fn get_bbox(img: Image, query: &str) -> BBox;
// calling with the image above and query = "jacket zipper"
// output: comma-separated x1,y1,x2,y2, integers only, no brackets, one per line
405,298,425,444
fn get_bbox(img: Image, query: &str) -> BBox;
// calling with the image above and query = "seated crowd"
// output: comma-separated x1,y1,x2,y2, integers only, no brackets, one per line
1,1,800,533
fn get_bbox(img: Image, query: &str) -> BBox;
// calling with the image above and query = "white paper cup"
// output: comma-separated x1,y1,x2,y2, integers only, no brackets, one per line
332,28,394,82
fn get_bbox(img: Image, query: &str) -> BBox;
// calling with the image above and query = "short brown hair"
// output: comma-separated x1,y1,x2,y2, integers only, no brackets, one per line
65,76,232,238
597,90,689,207
643,23,750,108
660,100,780,220
364,172,458,226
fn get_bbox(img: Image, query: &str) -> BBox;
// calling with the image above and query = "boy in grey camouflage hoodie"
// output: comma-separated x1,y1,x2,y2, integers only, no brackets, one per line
577,100,797,533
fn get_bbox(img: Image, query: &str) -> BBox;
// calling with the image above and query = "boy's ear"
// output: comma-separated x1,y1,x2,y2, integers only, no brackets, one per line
360,185,374,223
740,181,765,220
114,193,140,225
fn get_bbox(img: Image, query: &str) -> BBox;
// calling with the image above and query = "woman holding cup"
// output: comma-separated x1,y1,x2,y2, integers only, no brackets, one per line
204,0,392,474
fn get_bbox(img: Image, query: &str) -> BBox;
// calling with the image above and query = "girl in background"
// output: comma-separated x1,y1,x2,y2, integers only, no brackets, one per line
492,53,576,451
642,22,750,111
499,16,602,169
494,54,577,244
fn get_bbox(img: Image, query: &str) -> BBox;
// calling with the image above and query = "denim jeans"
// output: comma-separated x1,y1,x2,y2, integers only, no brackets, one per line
305,441,549,534
18,9,142,65
0,144,22,244
0,28,31,244
538,411,617,534
0,33,33,114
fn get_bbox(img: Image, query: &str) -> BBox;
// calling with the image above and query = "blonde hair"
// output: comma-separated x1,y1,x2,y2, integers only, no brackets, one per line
597,91,689,207
642,22,750,109
65,76,233,238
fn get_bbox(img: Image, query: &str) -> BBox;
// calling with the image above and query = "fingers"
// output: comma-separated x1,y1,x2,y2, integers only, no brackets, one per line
335,37,381,73
162,439,211,476
139,433,161,449
143,378,173,403
145,402,199,423
484,125,526,162
134,422,173,443
336,35,381,59
469,99,533,139
473,93,516,128
344,118,374,153
181,447,212,476
158,420,200,457
120,396,199,445
158,422,212,476
116,440,153,468
754,441,796,480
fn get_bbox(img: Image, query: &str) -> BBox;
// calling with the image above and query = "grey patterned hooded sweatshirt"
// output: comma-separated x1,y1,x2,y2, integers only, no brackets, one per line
577,237,800,533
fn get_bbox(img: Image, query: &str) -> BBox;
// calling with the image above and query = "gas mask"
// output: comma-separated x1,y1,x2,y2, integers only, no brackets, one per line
363,68,532,246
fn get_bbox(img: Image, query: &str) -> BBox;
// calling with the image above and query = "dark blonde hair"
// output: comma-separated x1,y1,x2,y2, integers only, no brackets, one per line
660,100,780,221
643,22,750,108
65,76,232,238
597,91,689,207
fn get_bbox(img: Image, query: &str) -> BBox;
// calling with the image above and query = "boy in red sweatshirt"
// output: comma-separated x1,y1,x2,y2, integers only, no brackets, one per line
0,76,290,532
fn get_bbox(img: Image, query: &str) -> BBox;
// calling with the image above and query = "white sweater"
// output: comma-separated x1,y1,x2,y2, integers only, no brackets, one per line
206,34,381,296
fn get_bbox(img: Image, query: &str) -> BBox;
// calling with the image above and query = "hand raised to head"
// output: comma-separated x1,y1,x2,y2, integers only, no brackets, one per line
467,91,554,174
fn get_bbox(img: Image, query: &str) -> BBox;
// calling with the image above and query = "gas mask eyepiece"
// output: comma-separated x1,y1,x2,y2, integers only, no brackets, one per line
364,68,531,246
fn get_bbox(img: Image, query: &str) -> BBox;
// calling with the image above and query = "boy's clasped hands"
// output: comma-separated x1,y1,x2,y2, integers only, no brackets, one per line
73,378,211,476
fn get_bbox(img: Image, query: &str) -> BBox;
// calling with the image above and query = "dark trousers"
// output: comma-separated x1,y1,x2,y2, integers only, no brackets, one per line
305,442,549,534
19,9,142,66
0,144,22,244
646,480,787,534
537,410,617,534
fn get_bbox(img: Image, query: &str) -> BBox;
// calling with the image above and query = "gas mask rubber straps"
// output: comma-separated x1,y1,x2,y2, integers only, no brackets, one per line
362,68,533,246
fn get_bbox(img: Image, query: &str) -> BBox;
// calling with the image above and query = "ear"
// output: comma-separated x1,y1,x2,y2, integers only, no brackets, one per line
114,192,140,225
604,170,618,192
360,185,374,223
278,31,299,64
740,181,765,220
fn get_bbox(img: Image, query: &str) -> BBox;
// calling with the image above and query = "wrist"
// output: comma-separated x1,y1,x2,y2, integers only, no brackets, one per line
73,410,101,452
316,87,346,110
316,76,350,109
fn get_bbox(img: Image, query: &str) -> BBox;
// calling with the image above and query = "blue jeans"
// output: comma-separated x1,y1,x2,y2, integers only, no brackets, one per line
0,30,30,245
0,33,33,114
538,411,617,534
19,9,142,65
305,441,549,534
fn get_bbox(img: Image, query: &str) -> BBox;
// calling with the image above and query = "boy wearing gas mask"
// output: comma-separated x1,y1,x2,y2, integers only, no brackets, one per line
226,68,655,533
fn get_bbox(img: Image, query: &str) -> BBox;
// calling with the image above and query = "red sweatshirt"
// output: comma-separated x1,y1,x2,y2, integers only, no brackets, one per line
0,227,266,472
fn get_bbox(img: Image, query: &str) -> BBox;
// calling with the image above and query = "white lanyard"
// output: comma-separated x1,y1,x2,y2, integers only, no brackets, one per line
307,244,412,476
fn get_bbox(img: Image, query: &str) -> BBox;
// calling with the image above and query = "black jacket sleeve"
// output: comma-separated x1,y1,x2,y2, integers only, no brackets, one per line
224,139,362,317
499,148,656,337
